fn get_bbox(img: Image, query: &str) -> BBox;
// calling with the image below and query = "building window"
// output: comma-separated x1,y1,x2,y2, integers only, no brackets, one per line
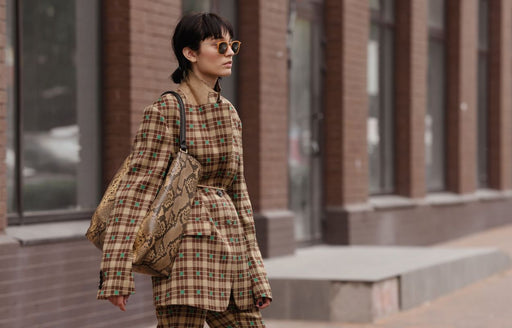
182,0,238,107
368,0,395,194
477,0,488,188
6,0,101,224
426,0,446,191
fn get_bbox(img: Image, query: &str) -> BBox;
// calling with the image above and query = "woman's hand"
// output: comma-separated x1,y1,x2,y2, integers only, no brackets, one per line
108,295,130,311
255,297,271,310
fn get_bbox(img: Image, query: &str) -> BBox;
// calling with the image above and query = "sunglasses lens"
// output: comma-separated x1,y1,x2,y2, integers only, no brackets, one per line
231,42,240,54
218,42,228,54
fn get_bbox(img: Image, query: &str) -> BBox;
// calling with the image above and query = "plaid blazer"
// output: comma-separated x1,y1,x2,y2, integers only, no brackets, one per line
97,71,272,312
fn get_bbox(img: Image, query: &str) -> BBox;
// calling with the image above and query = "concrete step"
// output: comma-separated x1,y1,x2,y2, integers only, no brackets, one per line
263,245,511,323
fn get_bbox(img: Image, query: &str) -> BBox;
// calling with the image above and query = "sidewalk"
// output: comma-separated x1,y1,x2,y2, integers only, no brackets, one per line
264,223,512,328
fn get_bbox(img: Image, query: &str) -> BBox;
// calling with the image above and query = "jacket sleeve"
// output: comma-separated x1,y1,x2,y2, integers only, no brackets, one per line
226,125,273,302
97,99,176,299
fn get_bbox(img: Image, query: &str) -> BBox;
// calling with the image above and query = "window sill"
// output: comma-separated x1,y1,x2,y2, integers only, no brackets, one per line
368,195,418,210
5,220,90,246
474,188,511,202
368,189,512,210
424,192,477,207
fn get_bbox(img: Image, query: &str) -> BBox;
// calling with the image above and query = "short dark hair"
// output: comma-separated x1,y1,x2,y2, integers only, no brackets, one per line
171,12,234,84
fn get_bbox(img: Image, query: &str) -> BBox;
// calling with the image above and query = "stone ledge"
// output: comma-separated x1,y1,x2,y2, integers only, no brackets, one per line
254,210,296,258
263,245,512,323
366,190,512,210
324,197,512,246
475,188,510,202
368,195,418,210
423,192,477,206
5,220,90,246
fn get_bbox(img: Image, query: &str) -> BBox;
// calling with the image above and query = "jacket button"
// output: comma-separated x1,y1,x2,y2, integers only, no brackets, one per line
216,190,223,197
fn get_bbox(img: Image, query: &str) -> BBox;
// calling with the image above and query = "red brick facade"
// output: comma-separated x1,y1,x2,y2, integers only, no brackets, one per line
129,0,181,127
445,0,478,193
394,0,428,198
239,1,289,211
238,0,295,257
324,0,369,206
488,0,512,190
1,0,512,250
324,0,512,245
102,0,181,187
101,0,133,187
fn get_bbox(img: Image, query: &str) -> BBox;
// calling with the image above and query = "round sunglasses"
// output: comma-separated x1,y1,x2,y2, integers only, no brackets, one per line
216,40,241,55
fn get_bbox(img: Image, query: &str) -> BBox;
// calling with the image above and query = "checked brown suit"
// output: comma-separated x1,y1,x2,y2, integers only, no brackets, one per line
97,70,272,314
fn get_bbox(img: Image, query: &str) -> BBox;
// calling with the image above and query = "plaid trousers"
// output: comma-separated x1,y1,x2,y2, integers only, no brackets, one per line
155,291,266,328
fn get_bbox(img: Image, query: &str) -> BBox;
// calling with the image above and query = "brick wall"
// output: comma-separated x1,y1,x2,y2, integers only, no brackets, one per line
323,0,369,206
0,239,156,328
394,0,428,198
129,0,181,136
258,0,289,211
101,0,132,188
445,0,478,194
238,0,295,257
238,0,289,211
488,0,512,190
236,0,261,211
102,0,180,187
326,0,512,245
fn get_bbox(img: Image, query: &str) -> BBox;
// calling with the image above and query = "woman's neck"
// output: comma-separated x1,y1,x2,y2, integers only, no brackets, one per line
190,68,218,90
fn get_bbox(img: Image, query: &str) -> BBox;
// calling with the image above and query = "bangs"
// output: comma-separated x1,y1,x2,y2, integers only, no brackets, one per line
197,13,234,40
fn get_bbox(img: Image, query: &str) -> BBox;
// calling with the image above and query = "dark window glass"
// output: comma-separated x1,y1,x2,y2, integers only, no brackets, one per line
288,1,324,243
368,0,395,194
182,0,210,13
428,0,445,30
426,0,446,191
6,0,17,215
6,0,101,223
477,0,489,188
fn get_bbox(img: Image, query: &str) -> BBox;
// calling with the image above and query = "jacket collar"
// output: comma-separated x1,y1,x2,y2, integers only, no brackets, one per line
178,70,222,105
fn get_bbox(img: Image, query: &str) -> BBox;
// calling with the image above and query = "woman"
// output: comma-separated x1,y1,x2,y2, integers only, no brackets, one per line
97,12,272,328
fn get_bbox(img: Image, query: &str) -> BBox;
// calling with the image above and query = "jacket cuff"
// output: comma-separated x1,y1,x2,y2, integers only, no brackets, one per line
248,253,273,301
251,269,273,301
96,269,135,300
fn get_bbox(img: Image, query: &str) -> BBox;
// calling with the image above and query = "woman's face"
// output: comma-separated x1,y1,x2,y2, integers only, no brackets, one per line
187,32,235,83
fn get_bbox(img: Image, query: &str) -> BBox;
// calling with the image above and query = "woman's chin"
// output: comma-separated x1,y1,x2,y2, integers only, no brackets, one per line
218,69,232,77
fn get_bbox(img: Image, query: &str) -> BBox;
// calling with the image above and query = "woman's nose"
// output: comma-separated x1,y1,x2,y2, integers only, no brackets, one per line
225,45,235,56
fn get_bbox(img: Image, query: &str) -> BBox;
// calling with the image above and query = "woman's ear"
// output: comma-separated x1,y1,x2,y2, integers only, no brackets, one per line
182,47,198,63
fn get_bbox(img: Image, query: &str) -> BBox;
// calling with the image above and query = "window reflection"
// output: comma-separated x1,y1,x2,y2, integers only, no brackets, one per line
289,17,312,241
368,0,395,195
7,0,100,219
184,0,210,13
6,0,17,213
21,1,78,211
426,0,446,191
477,0,488,188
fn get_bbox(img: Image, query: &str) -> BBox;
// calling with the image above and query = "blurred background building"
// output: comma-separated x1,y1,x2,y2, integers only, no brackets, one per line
1,0,512,326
